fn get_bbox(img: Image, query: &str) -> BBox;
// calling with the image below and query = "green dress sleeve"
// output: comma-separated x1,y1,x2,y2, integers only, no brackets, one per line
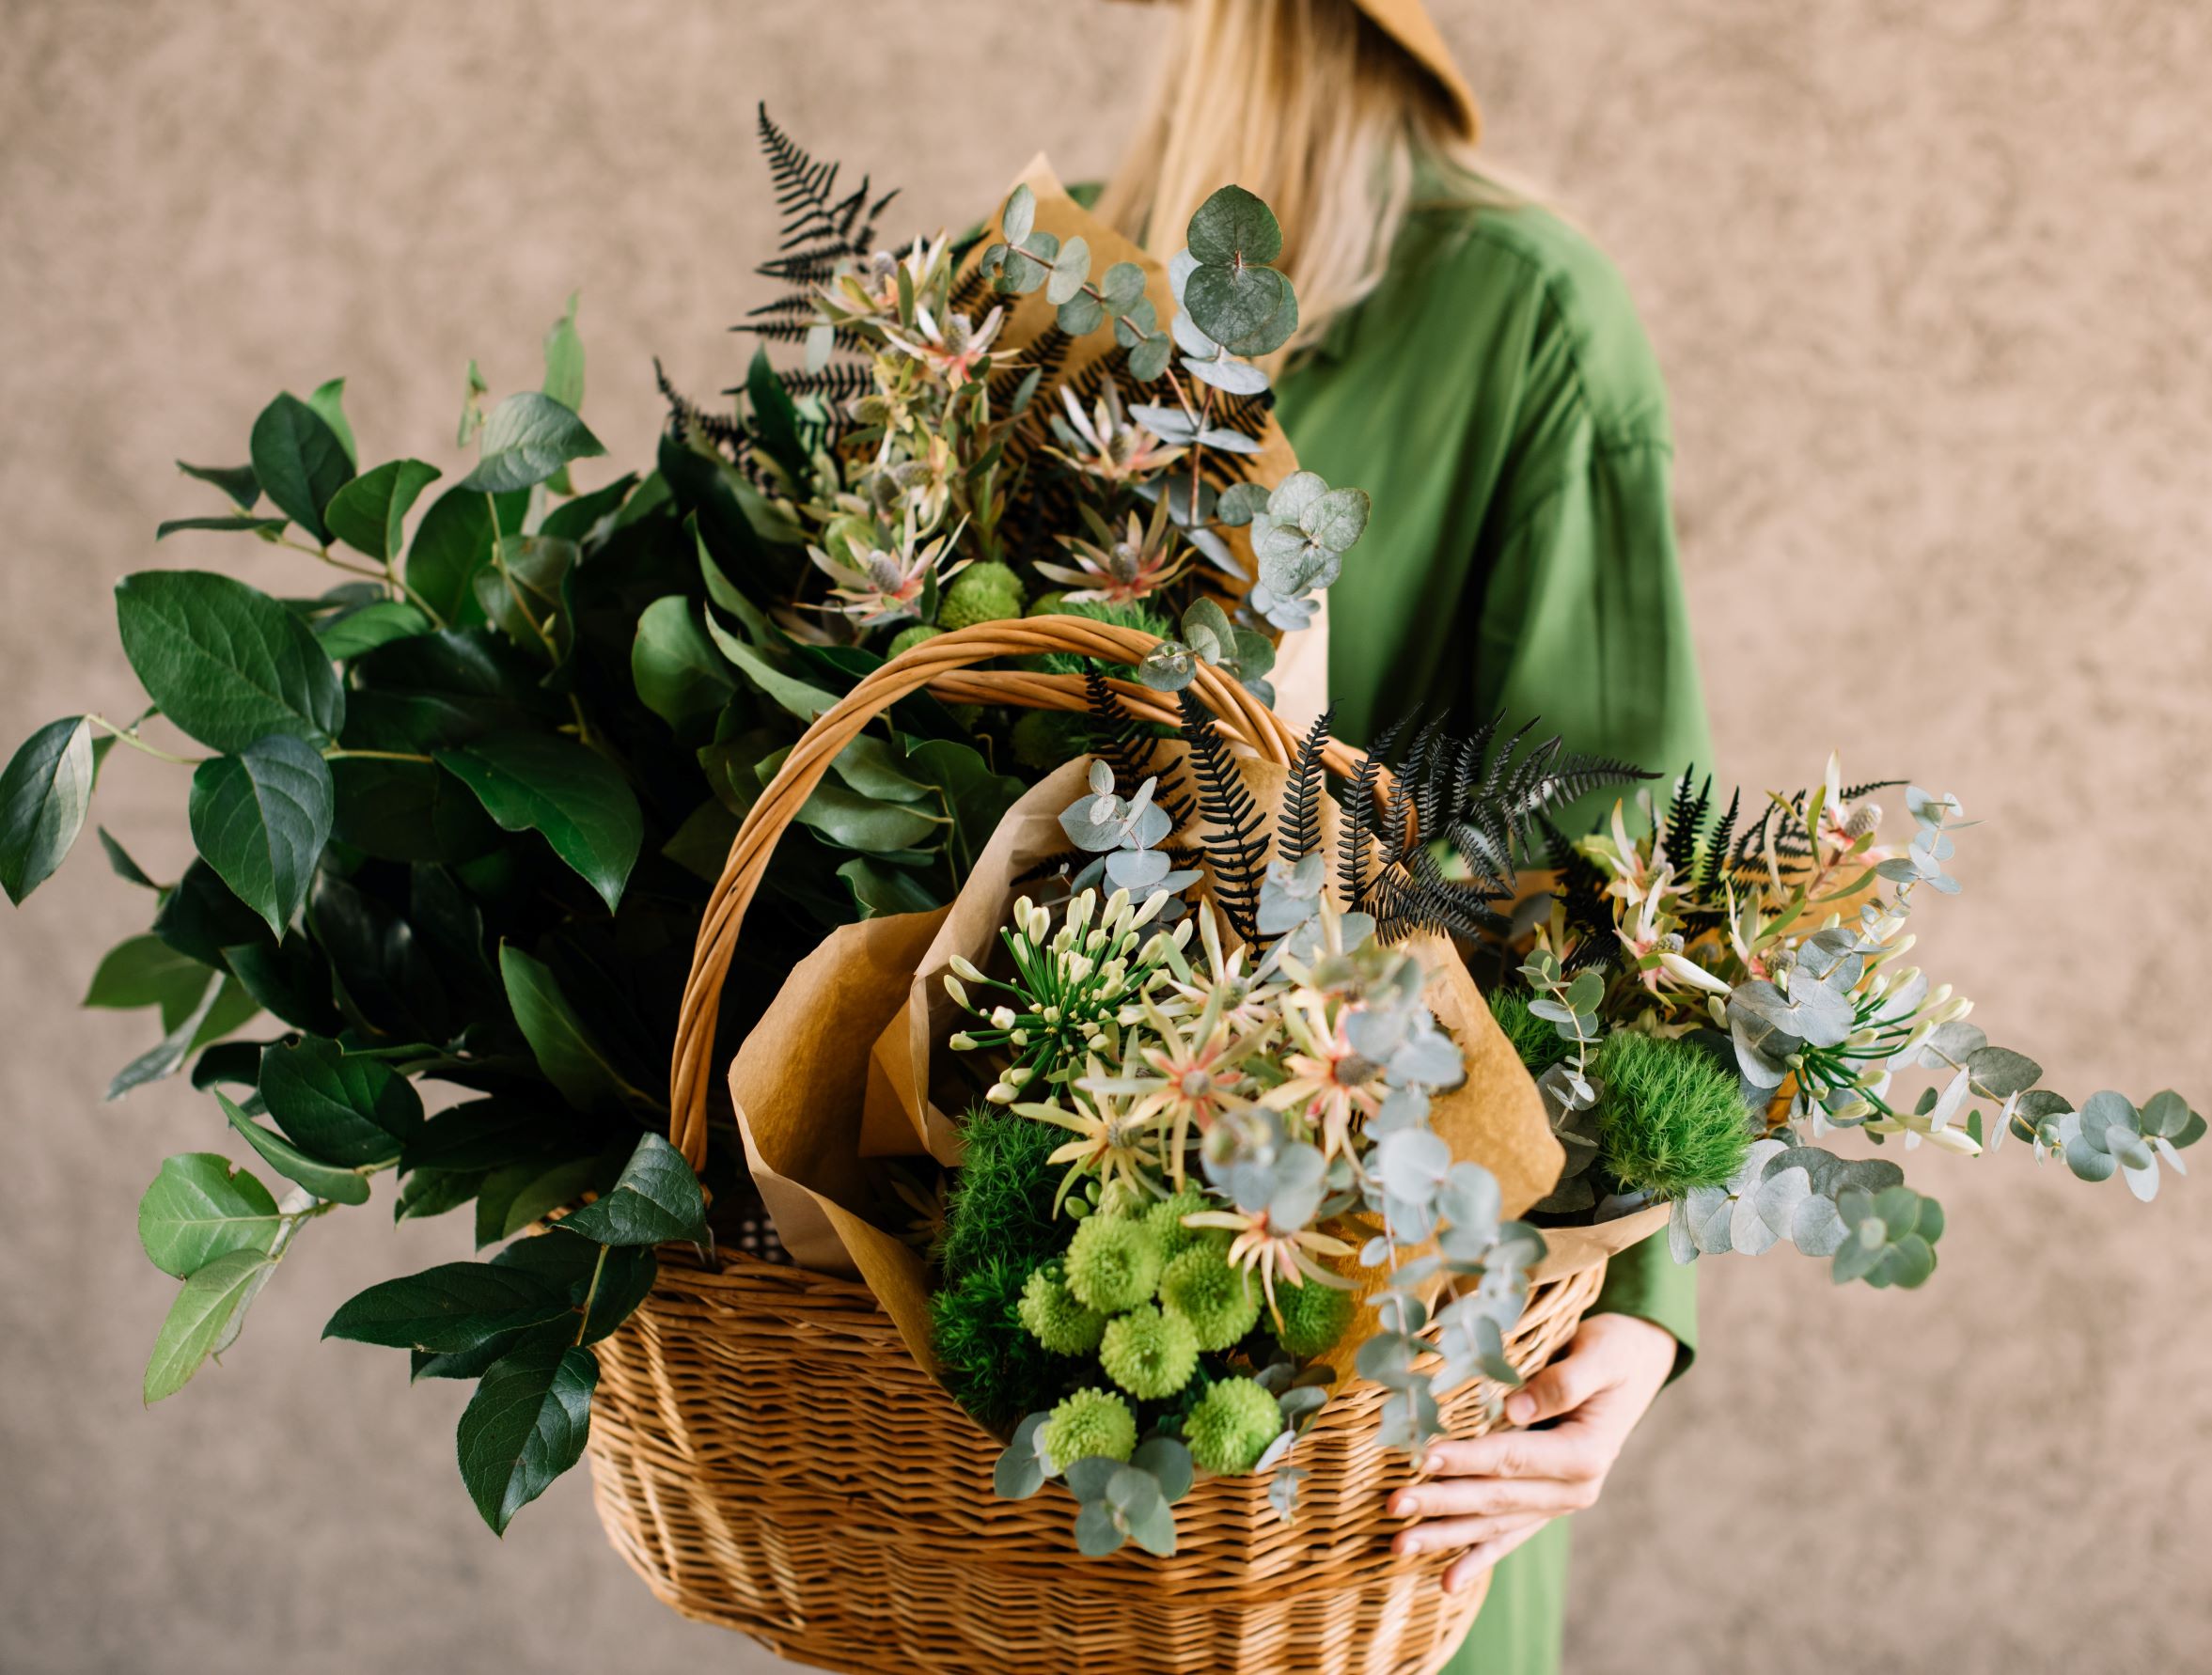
1472,439,1709,1377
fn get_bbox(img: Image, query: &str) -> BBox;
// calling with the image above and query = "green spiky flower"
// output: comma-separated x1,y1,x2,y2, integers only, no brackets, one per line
1099,1304,1200,1400
1593,1029,1754,1196
1017,1261,1106,1354
1271,1276,1357,1358
1184,1378,1283,1476
886,622,943,659
1158,1242,1260,1352
1489,986,1571,1073
938,1105,1064,1279
1031,597,1175,675
1042,1386,1137,1468
1064,1211,1163,1314
938,559,1026,630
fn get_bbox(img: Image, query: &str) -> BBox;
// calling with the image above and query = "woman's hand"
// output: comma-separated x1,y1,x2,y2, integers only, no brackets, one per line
1388,1312,1679,1593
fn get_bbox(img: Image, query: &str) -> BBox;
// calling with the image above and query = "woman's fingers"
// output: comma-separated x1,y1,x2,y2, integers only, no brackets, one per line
1442,1519,1551,1594
1392,1510,1547,1557
1388,1471,1590,1522
1500,1339,1613,1427
1417,1423,1604,1485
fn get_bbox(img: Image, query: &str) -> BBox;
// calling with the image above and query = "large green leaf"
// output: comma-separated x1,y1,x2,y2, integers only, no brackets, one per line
541,472,636,545
115,571,345,751
632,595,736,728
744,348,808,481
306,377,359,470
838,855,941,918
0,716,95,902
107,967,258,1100
456,1336,599,1533
792,781,946,853
322,1260,572,1353
248,392,353,544
176,461,260,509
497,944,630,1113
315,601,431,661
906,737,1024,872
541,292,585,413
404,485,526,626
218,1090,371,1204
437,733,641,912
138,1152,283,1278
187,736,335,937
491,1233,655,1348
476,1154,604,1248
84,934,212,1022
471,534,578,665
155,516,287,540
401,1098,567,1174
555,1133,709,1246
145,1247,275,1403
459,393,606,494
259,1035,424,1167
702,611,838,719
325,459,442,563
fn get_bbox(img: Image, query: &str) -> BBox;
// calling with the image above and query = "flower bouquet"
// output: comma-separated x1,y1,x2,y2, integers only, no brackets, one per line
2,102,2200,1675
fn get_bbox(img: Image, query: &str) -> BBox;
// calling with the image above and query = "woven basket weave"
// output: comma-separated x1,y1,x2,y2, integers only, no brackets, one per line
586,618,1613,1674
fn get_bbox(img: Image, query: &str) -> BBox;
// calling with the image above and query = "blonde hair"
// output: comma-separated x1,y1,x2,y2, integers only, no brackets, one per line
1095,0,1513,352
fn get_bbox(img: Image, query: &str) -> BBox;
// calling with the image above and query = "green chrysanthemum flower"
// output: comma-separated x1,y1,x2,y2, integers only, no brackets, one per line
1271,1277,1356,1358
1065,1213,1162,1314
938,560,1026,631
1042,1386,1137,1468
1017,1261,1106,1354
1099,1304,1200,1401
1158,1242,1260,1352
1025,589,1068,617
886,622,943,659
1184,1377,1284,1476
1593,1029,1754,1196
1143,1186,1221,1263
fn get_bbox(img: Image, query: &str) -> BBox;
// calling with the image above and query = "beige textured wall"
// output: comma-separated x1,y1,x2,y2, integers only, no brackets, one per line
3,3,2207,1670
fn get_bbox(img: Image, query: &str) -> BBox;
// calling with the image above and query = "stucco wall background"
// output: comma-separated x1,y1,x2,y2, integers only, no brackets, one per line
2,2,2206,1670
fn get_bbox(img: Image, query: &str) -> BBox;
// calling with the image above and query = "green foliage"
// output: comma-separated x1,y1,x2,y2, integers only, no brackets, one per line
1065,1213,1163,1314
937,560,1026,631
1183,1377,1282,1475
930,1254,1066,1432
1270,1277,1355,1358
1158,1241,1259,1353
1593,1030,1755,1198
1041,1386,1137,1468
1018,1261,1106,1354
1098,1304,1200,1401
938,1106,1064,1278
1489,986,1573,1073
1010,708,1090,771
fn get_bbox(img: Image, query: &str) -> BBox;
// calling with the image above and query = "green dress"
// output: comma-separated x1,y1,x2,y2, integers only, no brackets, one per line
1272,189,1708,1674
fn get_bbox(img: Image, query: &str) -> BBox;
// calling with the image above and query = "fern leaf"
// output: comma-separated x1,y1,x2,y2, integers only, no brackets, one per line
1176,689,1269,940
1279,706,1333,862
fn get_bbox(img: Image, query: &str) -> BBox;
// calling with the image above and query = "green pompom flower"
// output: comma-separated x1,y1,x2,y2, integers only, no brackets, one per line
1011,708,1090,771
938,560,1026,631
1099,1304,1200,1400
1593,1029,1754,1196
1158,1242,1260,1352
1042,1386,1137,1467
1026,589,1068,617
1271,1277,1356,1357
1065,1213,1162,1314
1184,1378,1283,1476
886,622,943,659
1142,1186,1220,1262
1489,986,1571,1073
1018,1261,1106,1354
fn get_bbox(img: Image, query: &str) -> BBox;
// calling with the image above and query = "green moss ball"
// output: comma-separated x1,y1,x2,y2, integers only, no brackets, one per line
1184,1378,1284,1476
1271,1277,1357,1358
1065,1213,1163,1314
1159,1243,1261,1352
938,560,1026,631
1011,708,1091,771
1592,1029,1754,1197
1042,1386,1137,1468
1099,1304,1200,1401
1489,986,1571,1073
886,622,943,659
1018,1261,1106,1354
1026,589,1069,617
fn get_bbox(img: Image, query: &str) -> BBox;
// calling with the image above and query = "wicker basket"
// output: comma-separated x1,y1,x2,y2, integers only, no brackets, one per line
586,618,1617,1674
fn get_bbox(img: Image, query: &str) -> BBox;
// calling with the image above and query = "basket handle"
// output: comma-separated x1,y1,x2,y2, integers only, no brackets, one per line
666,616,1362,1169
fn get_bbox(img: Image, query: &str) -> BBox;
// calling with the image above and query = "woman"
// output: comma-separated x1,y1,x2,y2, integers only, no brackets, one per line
1097,2,1708,1668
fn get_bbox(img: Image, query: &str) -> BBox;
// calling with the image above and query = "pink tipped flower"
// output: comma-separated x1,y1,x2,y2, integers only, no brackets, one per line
1263,994,1386,1163
1044,380,1186,484
1182,1205,1356,1320
880,304,1011,390
807,527,965,628
1036,503,1189,606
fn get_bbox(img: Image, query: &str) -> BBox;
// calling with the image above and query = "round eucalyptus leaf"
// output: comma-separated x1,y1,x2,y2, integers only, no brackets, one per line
1185,184,1283,268
1045,236,1090,305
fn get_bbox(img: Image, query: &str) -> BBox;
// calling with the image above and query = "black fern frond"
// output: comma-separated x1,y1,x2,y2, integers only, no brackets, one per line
1336,714,1409,913
1663,772,1712,869
745,292,820,321
731,319,873,352
1278,706,1333,862
1840,778,1905,803
1082,672,1193,827
1176,689,1269,941
773,363,876,405
655,357,749,462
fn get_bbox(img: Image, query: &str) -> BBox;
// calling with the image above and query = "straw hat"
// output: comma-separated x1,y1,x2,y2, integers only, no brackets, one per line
1114,0,1481,140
